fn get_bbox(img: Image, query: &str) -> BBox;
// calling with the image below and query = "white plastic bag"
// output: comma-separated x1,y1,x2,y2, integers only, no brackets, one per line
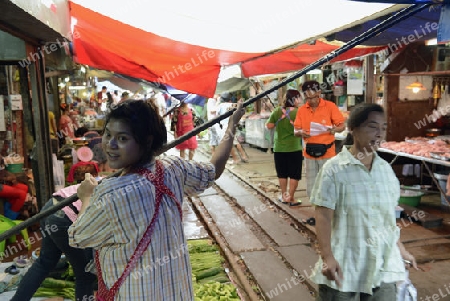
397,270,417,301
52,154,65,191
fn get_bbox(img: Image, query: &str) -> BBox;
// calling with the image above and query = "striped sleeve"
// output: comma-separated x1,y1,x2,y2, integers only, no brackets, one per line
68,183,115,249
162,156,215,196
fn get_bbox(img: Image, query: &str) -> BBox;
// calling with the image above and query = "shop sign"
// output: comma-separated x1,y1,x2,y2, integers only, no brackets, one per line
8,94,23,111
347,68,364,95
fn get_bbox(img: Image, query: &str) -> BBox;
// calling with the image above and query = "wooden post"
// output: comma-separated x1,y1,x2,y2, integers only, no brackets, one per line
28,45,54,207
365,56,375,103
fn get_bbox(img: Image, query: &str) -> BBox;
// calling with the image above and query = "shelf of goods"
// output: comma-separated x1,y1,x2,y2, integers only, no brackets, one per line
378,136,450,209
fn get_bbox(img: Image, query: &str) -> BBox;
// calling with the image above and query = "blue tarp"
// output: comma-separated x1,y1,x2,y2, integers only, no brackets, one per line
334,4,441,46
163,85,206,107
438,4,450,44
350,1,449,4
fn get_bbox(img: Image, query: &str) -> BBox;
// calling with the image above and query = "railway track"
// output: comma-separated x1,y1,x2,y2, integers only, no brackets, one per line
187,166,319,300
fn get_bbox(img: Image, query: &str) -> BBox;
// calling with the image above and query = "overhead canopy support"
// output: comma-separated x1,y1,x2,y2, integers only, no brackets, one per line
215,77,251,94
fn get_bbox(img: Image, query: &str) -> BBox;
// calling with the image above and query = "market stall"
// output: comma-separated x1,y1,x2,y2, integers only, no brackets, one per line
379,137,450,211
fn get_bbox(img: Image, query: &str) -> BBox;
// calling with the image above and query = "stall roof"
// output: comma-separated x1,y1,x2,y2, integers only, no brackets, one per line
241,40,388,77
68,0,405,97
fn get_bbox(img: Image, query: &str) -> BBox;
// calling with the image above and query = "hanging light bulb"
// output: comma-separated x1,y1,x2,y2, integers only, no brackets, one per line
406,78,426,94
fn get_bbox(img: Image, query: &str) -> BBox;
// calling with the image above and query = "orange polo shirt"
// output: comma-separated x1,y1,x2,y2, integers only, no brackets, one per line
294,98,345,159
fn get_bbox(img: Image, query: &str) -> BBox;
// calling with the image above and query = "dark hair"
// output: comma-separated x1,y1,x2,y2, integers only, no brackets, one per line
102,86,107,90
106,92,113,104
285,89,300,107
105,99,167,166
301,80,321,93
75,126,89,138
343,103,385,145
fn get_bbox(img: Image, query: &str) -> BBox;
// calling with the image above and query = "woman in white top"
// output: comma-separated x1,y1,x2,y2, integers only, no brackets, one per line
311,103,417,300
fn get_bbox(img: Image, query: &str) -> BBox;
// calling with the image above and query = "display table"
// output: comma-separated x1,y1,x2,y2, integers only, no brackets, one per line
377,147,450,168
377,147,450,208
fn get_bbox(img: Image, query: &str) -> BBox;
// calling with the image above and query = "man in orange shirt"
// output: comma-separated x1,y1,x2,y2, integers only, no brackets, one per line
294,81,345,197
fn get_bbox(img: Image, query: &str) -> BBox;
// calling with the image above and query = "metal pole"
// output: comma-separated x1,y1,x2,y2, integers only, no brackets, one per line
0,3,429,242
158,4,430,155
0,170,122,242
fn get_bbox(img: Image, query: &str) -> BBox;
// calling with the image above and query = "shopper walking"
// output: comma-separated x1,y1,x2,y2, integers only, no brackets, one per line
266,89,303,206
69,99,246,300
310,103,417,300
172,102,198,160
217,92,248,164
294,81,345,197
206,94,221,155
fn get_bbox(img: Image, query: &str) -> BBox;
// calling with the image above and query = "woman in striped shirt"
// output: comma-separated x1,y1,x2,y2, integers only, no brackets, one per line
69,99,245,300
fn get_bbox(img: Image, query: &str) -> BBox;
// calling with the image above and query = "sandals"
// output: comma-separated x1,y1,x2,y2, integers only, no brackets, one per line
5,264,19,275
302,217,316,226
289,200,302,207
278,197,289,205
14,256,29,268
278,197,302,206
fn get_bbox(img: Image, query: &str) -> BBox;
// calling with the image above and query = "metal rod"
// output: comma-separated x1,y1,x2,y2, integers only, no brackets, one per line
0,4,429,242
157,3,430,155
0,170,122,242
422,160,450,206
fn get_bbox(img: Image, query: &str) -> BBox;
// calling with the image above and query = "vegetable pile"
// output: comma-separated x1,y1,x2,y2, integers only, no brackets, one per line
34,278,75,300
188,239,240,300
32,239,240,300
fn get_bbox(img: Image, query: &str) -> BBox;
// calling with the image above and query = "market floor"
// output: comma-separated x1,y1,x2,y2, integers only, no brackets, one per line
195,140,450,300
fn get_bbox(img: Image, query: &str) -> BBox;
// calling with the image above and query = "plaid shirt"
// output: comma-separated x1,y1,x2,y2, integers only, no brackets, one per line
69,156,215,300
310,147,406,294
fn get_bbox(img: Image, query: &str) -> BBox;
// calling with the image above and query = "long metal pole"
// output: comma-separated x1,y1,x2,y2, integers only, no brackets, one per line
0,3,429,242
157,4,429,154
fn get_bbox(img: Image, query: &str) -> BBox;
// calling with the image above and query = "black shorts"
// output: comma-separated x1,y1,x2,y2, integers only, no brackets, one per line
274,150,303,180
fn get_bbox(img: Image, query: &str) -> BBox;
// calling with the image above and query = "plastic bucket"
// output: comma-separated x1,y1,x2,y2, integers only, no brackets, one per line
398,190,422,207
434,173,450,208
5,163,24,173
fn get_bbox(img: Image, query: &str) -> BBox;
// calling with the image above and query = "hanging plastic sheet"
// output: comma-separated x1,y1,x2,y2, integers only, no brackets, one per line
438,4,450,44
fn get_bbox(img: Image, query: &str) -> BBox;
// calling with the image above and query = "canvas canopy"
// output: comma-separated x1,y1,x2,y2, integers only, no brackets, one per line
68,1,439,97
68,0,406,97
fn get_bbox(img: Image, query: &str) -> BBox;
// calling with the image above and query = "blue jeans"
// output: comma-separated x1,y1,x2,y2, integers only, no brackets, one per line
11,199,96,301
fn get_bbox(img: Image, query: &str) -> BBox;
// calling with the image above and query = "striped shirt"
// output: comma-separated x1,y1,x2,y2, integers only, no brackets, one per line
68,156,215,300
310,147,406,294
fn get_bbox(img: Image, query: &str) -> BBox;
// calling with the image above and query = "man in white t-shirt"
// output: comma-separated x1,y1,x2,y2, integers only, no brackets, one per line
207,94,220,154
112,90,121,105
154,91,167,118
217,92,248,163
